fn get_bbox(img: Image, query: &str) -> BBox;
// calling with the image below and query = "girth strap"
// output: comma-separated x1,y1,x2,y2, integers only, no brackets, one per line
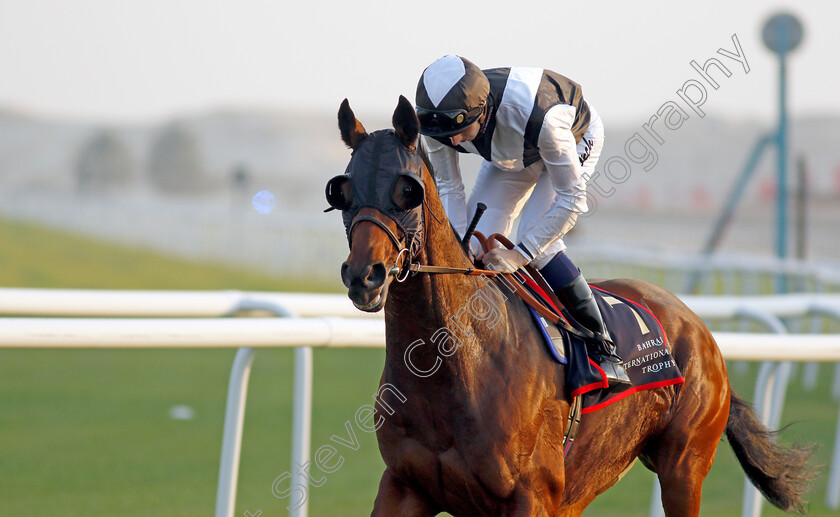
563,395,582,456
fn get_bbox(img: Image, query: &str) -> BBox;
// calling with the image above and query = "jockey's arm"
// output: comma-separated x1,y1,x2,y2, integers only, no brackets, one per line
423,137,468,238
515,103,588,261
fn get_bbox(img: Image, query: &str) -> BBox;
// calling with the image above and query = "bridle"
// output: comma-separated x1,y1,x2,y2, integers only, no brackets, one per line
350,203,598,342
347,202,499,284
348,213,404,253
337,131,596,340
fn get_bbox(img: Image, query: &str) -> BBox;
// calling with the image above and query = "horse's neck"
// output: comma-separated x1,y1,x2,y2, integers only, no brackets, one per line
384,208,514,382
387,209,479,327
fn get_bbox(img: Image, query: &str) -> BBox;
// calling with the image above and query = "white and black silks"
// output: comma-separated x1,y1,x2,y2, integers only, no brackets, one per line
325,129,427,259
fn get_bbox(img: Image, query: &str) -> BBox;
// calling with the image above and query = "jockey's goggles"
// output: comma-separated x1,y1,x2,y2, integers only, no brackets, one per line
416,104,484,137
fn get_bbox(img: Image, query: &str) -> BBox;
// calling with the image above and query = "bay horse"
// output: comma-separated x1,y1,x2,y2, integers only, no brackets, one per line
327,96,813,516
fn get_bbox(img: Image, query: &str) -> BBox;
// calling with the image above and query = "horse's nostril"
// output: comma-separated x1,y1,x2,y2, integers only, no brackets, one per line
342,261,387,290
341,262,353,288
366,262,387,289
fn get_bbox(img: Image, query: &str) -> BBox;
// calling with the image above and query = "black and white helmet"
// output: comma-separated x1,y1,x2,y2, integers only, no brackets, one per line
415,55,489,137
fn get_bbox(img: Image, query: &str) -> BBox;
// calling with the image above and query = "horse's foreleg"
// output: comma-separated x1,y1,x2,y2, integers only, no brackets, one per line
507,484,562,517
371,469,437,517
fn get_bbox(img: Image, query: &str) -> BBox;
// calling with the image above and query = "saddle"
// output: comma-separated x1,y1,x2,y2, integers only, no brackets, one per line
476,234,684,422
519,269,684,409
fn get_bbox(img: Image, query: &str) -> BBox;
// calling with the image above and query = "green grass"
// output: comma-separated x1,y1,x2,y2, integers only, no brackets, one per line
0,217,837,516
0,347,385,517
0,217,342,291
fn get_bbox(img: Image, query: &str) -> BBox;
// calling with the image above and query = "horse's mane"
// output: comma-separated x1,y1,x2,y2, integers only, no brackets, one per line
416,136,436,181
417,137,474,260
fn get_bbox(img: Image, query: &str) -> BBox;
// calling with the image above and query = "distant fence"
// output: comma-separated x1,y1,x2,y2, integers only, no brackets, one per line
4,191,840,292
0,190,347,279
1,288,839,517
575,242,840,295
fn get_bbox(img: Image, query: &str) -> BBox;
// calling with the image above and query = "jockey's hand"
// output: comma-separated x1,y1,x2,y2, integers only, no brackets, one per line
467,247,477,265
478,248,530,274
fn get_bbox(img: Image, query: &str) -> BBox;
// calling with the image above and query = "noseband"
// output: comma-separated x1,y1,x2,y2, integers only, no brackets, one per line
347,210,413,283
349,213,404,253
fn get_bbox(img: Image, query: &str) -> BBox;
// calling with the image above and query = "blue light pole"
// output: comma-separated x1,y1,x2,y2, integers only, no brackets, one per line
763,13,803,291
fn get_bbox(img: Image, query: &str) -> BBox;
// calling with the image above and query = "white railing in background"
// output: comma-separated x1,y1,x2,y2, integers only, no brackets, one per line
0,288,839,517
574,243,840,294
5,185,840,290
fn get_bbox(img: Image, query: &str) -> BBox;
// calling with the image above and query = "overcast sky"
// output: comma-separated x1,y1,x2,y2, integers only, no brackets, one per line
1,0,837,126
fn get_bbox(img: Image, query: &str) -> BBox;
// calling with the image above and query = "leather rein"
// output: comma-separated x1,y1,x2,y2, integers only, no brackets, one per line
380,227,585,456
388,228,584,337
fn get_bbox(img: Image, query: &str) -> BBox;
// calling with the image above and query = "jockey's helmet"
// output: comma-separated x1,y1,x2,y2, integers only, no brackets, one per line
415,55,489,137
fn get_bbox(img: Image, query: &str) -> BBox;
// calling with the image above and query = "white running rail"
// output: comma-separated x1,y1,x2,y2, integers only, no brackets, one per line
0,288,838,517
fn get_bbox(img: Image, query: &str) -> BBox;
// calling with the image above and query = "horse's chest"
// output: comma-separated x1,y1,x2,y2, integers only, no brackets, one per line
380,416,517,508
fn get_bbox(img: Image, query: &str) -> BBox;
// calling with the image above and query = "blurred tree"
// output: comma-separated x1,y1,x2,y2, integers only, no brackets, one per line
230,163,251,212
147,123,205,193
75,129,134,192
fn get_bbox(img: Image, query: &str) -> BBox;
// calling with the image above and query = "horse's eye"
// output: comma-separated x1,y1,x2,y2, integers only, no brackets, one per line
393,175,424,211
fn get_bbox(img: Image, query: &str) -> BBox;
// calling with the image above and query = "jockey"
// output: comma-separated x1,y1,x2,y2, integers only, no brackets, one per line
415,55,630,387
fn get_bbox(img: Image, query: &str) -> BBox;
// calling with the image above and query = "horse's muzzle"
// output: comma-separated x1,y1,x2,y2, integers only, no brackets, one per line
341,260,389,312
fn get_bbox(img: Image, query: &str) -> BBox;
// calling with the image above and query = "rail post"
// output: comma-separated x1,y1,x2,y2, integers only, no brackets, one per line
214,300,297,517
738,308,789,517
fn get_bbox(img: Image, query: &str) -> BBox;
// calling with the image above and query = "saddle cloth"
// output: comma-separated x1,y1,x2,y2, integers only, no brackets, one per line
525,279,684,414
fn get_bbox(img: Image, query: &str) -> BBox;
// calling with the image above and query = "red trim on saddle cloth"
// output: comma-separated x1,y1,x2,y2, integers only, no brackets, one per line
570,359,609,398
581,377,685,414
580,285,685,414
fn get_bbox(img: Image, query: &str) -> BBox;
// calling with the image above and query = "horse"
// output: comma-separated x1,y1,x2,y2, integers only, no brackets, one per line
326,95,814,516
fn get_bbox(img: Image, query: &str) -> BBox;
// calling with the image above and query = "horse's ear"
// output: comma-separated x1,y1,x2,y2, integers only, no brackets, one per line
393,95,420,150
338,98,368,148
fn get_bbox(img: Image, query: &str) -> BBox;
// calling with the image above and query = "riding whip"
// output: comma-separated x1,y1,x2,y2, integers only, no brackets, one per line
461,202,487,247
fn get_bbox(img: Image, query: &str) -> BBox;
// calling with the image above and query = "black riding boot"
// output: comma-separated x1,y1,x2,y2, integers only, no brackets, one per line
555,274,632,387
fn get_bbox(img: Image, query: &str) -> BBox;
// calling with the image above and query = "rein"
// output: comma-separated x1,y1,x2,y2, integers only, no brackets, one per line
389,229,584,455
351,204,586,457
388,251,499,283
384,227,499,280
390,230,584,333
402,263,498,276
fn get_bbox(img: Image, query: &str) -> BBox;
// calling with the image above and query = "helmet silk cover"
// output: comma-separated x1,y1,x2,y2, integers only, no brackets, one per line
417,55,489,112
416,55,490,137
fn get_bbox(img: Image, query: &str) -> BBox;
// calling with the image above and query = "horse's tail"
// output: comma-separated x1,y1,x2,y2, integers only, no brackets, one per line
725,391,816,515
